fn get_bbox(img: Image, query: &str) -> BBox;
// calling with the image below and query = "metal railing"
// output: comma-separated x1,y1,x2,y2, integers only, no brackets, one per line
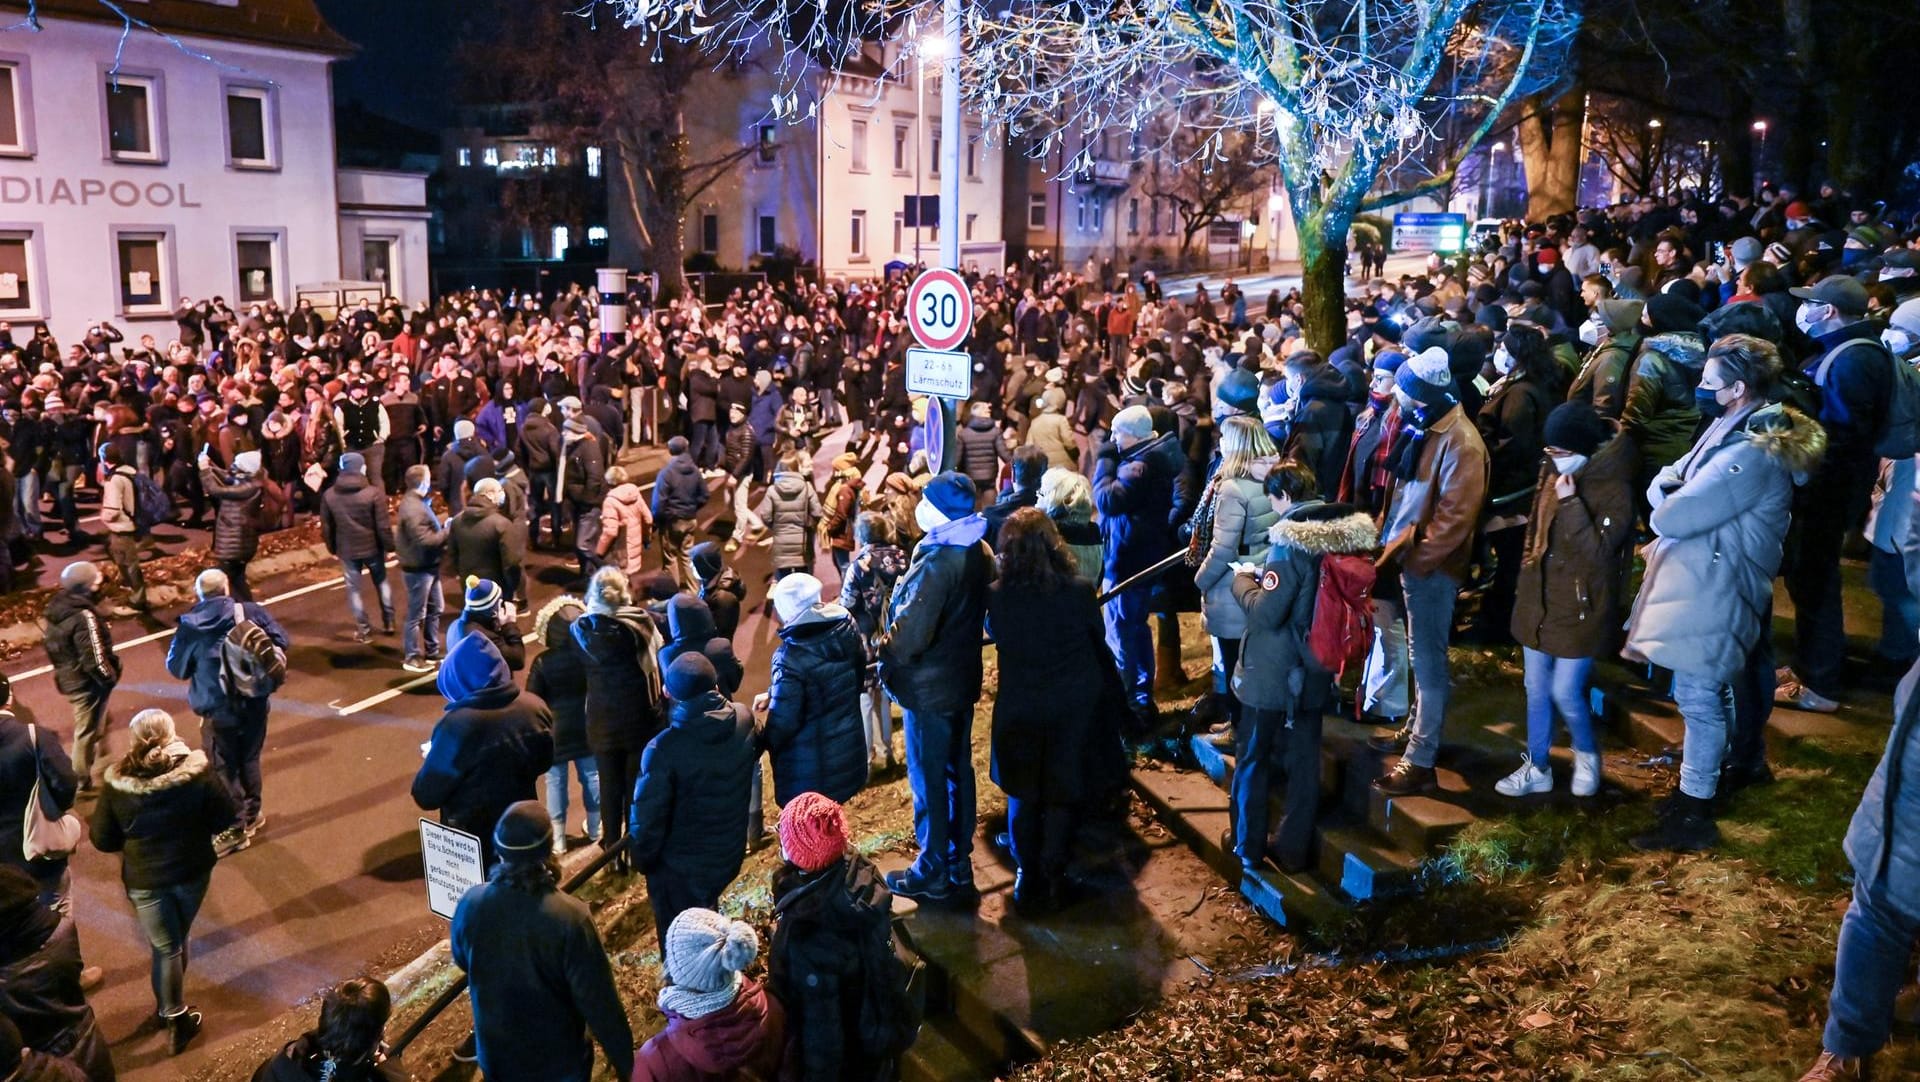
386,839,629,1057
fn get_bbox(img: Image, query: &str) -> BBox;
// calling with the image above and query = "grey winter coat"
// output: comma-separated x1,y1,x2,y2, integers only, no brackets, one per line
1230,503,1376,713
1623,404,1826,682
1192,458,1280,639
1845,661,1920,920
755,470,823,571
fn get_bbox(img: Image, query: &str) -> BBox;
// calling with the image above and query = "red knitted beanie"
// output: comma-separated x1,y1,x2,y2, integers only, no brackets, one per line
777,792,849,872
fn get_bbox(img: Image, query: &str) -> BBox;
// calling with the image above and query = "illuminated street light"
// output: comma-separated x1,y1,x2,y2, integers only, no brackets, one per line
1648,118,1663,129
1752,120,1768,133
920,34,946,59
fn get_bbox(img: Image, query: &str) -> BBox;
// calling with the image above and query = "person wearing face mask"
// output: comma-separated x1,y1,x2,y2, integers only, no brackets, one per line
1370,347,1490,795
1568,299,1642,421
1777,276,1897,713
1621,294,1710,507
1624,335,1826,850
1271,350,1355,503
1338,350,1412,732
1497,401,1635,798
1470,325,1556,645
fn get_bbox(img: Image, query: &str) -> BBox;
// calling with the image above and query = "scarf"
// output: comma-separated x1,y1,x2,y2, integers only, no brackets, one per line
1388,403,1438,481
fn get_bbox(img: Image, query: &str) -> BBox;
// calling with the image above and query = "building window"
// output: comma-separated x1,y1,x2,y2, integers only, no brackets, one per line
235,235,277,303
700,213,719,254
104,74,161,162
965,213,976,241
585,146,602,177
850,210,867,259
362,237,395,286
483,146,499,167
1027,192,1047,230
224,85,273,168
457,147,471,167
929,127,940,176
965,136,977,180
586,225,608,244
1075,194,1087,232
1092,197,1105,232
757,214,777,256
1150,197,1160,235
893,213,904,255
893,124,909,173
757,124,777,165
516,146,538,167
541,146,558,167
550,225,569,259
0,62,27,155
1128,198,1139,235
849,119,868,173
0,230,34,314
115,231,167,313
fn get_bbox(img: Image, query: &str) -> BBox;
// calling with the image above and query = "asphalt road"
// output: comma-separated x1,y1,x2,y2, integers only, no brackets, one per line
12,438,823,1079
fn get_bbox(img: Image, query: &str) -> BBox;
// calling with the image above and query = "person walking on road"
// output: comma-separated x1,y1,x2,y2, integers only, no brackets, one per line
90,708,240,1056
559,412,608,582
450,802,634,1082
651,436,710,591
165,569,288,857
320,452,394,644
877,471,993,904
411,633,554,870
395,464,448,673
200,448,264,602
42,561,121,793
447,483,521,605
96,444,148,615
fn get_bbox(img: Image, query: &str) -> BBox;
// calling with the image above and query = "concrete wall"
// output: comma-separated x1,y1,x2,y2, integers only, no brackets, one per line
336,167,431,306
0,14,341,345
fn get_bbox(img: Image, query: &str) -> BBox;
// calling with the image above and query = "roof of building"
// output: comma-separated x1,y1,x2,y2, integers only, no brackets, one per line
3,0,357,57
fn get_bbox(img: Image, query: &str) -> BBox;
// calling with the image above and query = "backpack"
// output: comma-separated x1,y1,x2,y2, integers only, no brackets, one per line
1306,553,1377,678
855,913,926,1060
219,615,287,700
131,472,174,531
1814,337,1920,458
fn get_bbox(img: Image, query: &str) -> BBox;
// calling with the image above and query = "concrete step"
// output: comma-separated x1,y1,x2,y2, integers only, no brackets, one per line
1366,788,1478,858
1315,824,1428,902
902,1018,999,1082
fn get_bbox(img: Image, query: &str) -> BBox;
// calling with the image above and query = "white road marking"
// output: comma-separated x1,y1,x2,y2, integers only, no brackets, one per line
330,670,439,716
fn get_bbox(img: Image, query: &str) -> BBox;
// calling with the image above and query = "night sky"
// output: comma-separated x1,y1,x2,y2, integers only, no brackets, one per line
317,0,470,131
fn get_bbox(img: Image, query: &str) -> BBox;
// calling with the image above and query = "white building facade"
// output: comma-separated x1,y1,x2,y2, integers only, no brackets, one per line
0,1,428,346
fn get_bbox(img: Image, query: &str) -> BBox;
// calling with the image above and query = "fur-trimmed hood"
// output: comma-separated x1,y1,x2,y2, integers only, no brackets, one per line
1267,501,1377,555
1743,402,1827,480
104,749,209,795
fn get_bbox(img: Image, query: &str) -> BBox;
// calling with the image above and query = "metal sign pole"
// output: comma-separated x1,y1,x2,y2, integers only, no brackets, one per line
936,0,963,471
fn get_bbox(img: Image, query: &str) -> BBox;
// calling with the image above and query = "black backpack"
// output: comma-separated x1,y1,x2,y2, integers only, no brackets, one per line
855,913,926,1060
131,472,175,532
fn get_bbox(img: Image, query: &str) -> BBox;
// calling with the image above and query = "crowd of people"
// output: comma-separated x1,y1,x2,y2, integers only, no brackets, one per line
0,176,1919,1080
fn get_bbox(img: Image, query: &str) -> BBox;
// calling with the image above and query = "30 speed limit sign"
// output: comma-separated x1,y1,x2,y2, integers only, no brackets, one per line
906,268,973,352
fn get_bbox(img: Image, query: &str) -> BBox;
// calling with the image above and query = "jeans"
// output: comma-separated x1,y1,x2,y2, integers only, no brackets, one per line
68,684,113,785
1211,636,1243,723
1671,671,1731,800
15,468,41,538
1823,883,1920,1058
126,873,210,1017
1785,507,1850,698
1363,598,1411,719
1401,571,1460,769
860,682,894,763
687,420,721,469
401,570,444,660
572,505,603,573
903,707,976,885
1726,603,1776,777
339,556,392,633
529,469,559,546
1101,580,1155,711
544,757,601,838
107,532,145,607
1521,648,1597,763
1232,706,1322,870
1870,545,1920,662
1006,795,1074,880
202,717,266,824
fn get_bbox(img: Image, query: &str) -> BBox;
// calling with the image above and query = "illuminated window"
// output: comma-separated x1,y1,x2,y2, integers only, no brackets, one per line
585,146,601,177
483,147,499,166
457,147,471,167
586,226,608,244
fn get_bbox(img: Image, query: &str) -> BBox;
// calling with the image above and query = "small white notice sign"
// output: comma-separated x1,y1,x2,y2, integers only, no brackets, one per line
0,273,17,300
906,347,972,399
419,818,486,920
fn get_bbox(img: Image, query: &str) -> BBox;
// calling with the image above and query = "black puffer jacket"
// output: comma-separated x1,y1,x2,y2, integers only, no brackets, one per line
1277,365,1356,502
320,471,390,561
42,589,119,697
570,609,664,753
626,691,758,891
251,1036,407,1082
764,607,869,805
953,416,1007,487
769,854,896,1082
877,515,992,715
0,906,114,1081
202,465,262,561
446,499,520,588
90,748,237,890
527,606,592,763
1475,373,1555,502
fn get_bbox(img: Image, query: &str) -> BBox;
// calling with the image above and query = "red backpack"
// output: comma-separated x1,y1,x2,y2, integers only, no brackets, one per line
1307,553,1377,678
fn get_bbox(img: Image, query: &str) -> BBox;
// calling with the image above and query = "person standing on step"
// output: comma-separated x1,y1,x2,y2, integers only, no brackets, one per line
395,464,448,673
1092,405,1184,727
165,569,288,858
1623,335,1824,852
1189,416,1282,751
91,709,239,1056
320,452,394,644
1370,346,1489,796
42,561,121,794
877,472,992,905
199,448,264,602
1496,401,1636,800
1230,463,1376,876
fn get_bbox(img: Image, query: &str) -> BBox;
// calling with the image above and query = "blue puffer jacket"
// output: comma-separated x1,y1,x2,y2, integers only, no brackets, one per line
164,596,289,727
764,606,869,805
1845,661,1920,920
1092,431,1184,583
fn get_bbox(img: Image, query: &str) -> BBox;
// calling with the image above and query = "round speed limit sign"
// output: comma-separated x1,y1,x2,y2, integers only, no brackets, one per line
906,268,973,352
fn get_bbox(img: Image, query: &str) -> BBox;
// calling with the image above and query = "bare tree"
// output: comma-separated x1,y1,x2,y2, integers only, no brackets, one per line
1140,119,1271,266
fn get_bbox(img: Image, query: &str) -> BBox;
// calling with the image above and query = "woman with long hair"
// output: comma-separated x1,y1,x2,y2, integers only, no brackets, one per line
251,977,407,1081
987,508,1126,915
1038,468,1103,585
1188,416,1281,742
90,709,239,1055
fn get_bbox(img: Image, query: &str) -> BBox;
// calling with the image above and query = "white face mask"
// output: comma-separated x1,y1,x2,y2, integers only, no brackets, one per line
914,498,948,534
1493,347,1515,375
1883,327,1914,356
1578,320,1602,347
1551,453,1588,475
1795,303,1829,336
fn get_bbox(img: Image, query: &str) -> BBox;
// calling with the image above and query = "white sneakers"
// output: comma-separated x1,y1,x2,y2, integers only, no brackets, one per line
1496,752,1605,797
1495,757,1553,797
